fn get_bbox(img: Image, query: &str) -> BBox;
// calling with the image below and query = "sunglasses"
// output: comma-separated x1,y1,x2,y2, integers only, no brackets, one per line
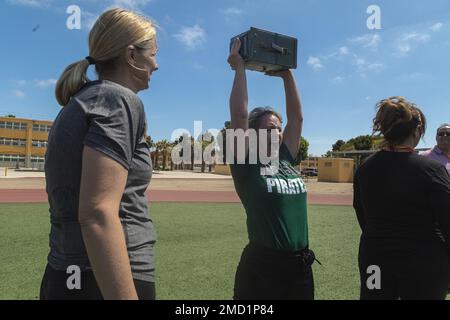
437,132,450,137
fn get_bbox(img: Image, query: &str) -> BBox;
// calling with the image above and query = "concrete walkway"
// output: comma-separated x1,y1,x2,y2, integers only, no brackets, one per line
0,168,231,180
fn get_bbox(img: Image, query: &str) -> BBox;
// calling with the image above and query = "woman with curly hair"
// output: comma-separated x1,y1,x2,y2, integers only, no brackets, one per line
354,97,450,300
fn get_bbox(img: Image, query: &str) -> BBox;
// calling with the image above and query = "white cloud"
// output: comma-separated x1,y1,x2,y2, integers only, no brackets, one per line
430,22,443,32
223,8,244,16
349,34,381,49
107,0,152,10
35,79,57,88
7,0,53,8
193,63,204,70
174,25,206,50
222,7,245,24
307,56,323,70
12,90,26,98
332,76,345,84
396,32,431,56
353,57,383,76
339,47,349,55
83,11,99,30
16,80,27,86
398,72,430,81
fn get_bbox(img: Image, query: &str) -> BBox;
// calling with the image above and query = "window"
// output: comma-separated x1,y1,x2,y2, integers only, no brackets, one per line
0,154,25,162
0,138,26,147
32,140,48,148
31,156,45,163
0,121,28,131
32,124,52,132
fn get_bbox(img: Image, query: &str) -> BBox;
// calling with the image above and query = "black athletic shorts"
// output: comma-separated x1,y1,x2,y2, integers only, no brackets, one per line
234,242,315,300
39,264,155,300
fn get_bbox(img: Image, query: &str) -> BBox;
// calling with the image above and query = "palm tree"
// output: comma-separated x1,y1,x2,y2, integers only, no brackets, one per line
174,134,192,170
154,140,165,170
145,135,155,149
217,121,231,164
199,131,215,172
157,140,171,170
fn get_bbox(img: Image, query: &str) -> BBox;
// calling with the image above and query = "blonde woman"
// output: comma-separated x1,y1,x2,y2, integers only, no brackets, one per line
40,8,158,300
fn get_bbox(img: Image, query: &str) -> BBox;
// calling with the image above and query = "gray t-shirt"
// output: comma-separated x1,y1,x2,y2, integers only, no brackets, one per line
45,79,156,282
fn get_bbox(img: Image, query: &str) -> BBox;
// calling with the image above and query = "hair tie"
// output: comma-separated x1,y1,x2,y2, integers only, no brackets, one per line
85,56,96,65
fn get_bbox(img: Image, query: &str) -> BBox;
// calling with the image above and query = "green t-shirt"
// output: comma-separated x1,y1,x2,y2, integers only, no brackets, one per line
230,143,309,251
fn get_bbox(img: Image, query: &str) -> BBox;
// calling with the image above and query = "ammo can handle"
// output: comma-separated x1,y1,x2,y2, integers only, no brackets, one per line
271,43,288,55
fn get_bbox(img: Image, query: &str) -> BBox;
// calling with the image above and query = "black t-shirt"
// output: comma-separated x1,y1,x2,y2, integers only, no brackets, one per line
353,150,450,257
45,80,156,282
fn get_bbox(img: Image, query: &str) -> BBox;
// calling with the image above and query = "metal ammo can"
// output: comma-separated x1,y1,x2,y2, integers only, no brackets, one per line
230,27,298,72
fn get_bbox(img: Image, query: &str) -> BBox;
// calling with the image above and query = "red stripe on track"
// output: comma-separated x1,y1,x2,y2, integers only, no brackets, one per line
0,189,352,206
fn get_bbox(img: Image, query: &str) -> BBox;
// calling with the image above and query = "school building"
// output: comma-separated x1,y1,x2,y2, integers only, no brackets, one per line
300,156,319,169
0,116,52,169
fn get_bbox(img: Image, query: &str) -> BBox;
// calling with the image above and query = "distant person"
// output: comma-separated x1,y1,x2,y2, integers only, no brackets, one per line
227,39,316,300
421,124,450,174
354,97,450,300
40,8,158,300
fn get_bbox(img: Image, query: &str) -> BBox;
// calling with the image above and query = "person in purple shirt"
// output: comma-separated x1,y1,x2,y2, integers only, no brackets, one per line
422,123,450,293
422,124,450,174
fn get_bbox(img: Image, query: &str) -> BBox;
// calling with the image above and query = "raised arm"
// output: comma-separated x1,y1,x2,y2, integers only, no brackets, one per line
267,70,303,159
78,147,138,300
228,39,248,131
228,39,249,161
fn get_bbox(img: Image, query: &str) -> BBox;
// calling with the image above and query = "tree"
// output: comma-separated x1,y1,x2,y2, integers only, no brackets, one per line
6,114,16,118
145,135,154,149
198,131,215,172
332,140,345,152
322,151,333,158
157,140,172,170
174,133,192,170
294,137,309,166
353,135,373,150
154,140,163,169
217,121,231,163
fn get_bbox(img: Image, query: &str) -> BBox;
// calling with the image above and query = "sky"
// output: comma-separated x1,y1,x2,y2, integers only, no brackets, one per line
0,0,449,156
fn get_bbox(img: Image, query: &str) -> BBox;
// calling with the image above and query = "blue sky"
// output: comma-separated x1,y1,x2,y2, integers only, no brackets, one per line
0,0,449,156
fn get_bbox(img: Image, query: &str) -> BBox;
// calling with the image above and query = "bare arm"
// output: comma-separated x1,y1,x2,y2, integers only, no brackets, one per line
228,39,248,131
228,39,249,159
78,147,138,300
267,70,303,159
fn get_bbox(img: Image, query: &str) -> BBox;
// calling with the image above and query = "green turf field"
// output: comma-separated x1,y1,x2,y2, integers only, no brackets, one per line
0,202,362,300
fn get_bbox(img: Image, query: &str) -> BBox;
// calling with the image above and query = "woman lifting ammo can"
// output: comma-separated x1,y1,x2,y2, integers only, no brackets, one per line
227,38,317,300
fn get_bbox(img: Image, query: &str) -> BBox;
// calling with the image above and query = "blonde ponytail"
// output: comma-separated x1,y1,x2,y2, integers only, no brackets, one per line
55,58,90,106
55,8,156,106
